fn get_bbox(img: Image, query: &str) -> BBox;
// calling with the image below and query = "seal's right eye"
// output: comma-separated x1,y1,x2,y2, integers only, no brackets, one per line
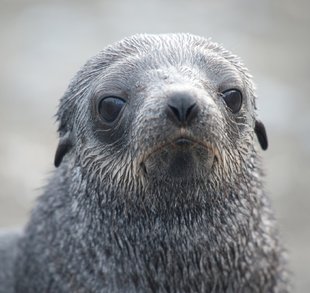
98,96,126,123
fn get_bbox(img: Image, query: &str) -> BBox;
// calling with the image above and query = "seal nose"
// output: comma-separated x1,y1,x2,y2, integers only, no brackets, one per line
166,92,198,124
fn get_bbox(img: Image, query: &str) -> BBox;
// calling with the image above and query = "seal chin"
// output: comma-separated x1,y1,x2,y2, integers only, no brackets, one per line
142,137,215,179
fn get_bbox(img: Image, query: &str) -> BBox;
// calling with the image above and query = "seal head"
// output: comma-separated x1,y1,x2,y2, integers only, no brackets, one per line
13,34,289,293
54,34,268,205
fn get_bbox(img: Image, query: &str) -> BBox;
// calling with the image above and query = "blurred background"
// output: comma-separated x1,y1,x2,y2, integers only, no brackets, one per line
0,0,309,291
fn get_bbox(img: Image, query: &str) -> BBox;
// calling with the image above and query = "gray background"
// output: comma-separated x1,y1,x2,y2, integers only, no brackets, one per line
0,0,309,291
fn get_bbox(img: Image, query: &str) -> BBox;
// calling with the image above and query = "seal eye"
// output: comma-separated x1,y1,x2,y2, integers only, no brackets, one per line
221,89,243,113
98,96,125,123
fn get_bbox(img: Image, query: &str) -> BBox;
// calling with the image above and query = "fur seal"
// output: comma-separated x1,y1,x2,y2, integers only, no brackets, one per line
0,34,288,292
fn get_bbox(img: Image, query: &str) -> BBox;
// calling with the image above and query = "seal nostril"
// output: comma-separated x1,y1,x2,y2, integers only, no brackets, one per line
185,102,197,121
168,104,182,122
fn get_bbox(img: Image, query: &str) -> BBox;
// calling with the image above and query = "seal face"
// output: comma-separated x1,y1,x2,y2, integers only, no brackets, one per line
55,33,268,204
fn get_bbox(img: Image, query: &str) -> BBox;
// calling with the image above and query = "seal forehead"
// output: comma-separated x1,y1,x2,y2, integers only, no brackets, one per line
98,34,247,96
107,33,245,71
107,34,209,68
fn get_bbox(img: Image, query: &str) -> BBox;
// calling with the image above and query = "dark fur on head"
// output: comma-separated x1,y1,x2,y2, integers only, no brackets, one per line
9,34,289,292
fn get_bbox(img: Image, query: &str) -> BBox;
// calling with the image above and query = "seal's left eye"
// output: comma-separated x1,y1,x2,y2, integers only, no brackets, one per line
98,96,125,123
221,89,243,114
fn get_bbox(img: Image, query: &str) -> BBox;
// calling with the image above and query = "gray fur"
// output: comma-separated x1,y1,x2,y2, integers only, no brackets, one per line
0,230,21,293
0,34,289,292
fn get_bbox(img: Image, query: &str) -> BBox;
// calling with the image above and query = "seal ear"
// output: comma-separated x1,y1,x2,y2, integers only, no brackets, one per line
254,120,268,150
54,132,73,167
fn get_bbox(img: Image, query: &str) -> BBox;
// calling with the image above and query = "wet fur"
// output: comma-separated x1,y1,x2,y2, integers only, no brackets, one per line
0,34,288,292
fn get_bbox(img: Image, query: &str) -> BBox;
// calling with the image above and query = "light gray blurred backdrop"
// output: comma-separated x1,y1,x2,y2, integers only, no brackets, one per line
0,0,309,291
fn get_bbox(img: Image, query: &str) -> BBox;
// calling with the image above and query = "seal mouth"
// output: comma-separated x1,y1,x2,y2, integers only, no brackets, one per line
174,137,193,146
147,136,218,155
144,136,202,159
138,135,220,175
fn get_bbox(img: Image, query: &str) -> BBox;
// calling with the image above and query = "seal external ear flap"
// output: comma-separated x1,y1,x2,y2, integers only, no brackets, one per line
255,120,268,150
54,132,73,167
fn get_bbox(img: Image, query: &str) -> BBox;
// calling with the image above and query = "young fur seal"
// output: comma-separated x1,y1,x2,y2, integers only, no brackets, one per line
0,34,289,292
